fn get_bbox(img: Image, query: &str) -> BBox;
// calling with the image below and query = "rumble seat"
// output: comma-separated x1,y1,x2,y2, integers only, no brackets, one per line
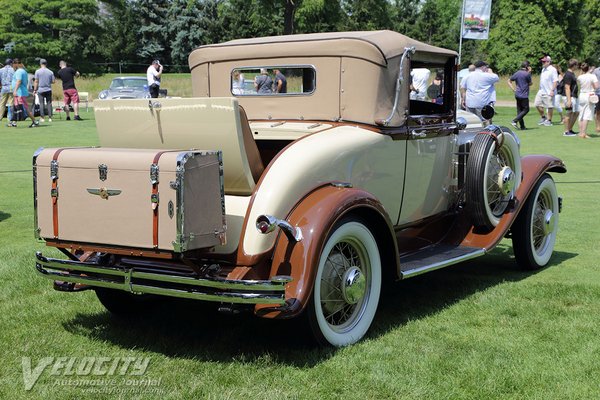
95,97,264,195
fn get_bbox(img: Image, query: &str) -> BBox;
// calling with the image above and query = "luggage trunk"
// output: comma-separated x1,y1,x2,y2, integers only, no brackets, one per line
34,147,226,252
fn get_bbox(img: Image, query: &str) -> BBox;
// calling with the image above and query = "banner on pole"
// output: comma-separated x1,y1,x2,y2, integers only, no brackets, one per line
462,0,492,40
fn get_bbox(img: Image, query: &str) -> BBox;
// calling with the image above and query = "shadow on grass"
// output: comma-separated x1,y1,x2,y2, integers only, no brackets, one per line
0,211,11,222
61,244,576,366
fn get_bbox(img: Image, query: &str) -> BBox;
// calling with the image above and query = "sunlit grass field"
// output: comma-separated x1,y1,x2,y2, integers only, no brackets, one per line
0,107,599,399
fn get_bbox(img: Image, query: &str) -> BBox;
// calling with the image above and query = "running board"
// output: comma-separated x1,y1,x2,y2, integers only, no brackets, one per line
400,245,486,279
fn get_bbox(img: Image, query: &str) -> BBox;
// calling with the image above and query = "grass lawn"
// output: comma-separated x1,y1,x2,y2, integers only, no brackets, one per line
1,107,599,399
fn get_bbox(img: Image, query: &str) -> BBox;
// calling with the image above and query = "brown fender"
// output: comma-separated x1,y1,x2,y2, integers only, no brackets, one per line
459,154,566,249
254,184,398,319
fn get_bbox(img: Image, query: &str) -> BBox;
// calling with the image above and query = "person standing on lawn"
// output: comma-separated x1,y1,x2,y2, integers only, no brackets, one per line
57,60,82,121
11,58,39,128
460,60,499,125
33,59,55,122
507,60,532,130
0,58,15,123
147,59,163,98
562,59,580,137
534,55,558,126
576,62,599,139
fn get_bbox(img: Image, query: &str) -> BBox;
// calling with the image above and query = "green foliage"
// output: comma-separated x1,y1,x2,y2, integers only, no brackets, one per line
296,0,344,33
341,0,393,31
0,0,105,70
135,0,171,63
481,0,586,74
167,0,222,69
0,0,599,74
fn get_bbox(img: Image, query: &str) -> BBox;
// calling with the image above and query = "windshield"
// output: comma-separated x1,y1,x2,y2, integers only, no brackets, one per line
110,78,147,90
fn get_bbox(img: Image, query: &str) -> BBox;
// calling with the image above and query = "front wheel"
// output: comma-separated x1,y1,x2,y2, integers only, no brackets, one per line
512,174,559,270
307,219,381,347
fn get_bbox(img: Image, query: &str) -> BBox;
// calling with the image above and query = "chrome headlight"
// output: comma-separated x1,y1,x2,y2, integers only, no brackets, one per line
98,90,108,99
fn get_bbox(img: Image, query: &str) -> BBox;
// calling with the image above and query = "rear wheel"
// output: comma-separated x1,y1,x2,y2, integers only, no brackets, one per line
512,174,559,270
307,219,381,347
466,132,521,229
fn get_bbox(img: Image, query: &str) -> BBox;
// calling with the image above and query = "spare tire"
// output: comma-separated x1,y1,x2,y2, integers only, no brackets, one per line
466,131,521,229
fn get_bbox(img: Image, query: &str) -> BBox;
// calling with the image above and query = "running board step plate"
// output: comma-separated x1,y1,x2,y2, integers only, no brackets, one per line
400,245,486,279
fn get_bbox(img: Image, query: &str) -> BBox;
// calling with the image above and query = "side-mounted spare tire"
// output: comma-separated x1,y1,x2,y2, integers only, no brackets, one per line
466,131,521,229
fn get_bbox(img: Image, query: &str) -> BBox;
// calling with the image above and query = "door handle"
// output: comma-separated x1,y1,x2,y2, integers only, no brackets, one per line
410,130,427,138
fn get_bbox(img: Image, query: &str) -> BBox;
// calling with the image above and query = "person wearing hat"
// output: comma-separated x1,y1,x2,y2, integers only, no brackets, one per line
33,58,55,122
534,55,558,126
459,60,499,124
147,59,163,98
0,58,15,123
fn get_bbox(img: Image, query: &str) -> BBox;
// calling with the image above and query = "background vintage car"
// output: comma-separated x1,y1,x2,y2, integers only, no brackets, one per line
35,31,565,347
97,76,168,99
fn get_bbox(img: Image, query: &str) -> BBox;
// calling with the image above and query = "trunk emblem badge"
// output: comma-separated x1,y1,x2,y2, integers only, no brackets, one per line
87,187,122,200
98,164,108,181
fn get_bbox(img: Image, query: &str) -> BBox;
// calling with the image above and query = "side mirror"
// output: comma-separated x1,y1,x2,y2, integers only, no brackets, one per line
481,104,495,120
456,117,467,130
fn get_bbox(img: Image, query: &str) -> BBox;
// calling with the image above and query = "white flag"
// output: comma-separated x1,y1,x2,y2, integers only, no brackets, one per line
462,0,492,40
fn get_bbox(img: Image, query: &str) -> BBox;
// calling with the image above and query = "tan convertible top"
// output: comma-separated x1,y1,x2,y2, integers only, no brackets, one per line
189,30,457,70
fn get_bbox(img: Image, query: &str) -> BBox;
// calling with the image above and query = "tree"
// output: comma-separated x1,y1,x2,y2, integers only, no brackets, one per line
0,0,108,70
296,0,344,33
340,0,393,31
481,0,586,74
135,0,171,64
167,0,222,69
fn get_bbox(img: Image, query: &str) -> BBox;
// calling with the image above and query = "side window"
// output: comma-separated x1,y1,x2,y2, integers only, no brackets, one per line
230,66,316,96
409,61,453,115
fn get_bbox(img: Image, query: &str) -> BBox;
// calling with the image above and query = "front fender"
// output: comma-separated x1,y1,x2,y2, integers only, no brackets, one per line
254,184,397,319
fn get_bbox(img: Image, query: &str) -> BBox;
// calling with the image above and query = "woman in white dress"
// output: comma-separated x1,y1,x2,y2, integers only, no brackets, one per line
577,63,600,138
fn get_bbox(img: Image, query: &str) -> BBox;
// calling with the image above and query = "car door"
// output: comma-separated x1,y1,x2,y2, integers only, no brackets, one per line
397,61,457,226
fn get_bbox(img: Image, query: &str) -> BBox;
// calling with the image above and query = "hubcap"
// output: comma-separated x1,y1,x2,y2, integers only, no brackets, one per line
543,209,555,236
498,166,515,196
341,267,366,304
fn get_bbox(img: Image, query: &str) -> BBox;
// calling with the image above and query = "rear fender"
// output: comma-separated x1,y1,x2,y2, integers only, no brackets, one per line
255,184,398,319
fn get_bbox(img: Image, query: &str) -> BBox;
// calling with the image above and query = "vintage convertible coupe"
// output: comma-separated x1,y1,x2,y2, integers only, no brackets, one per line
34,31,565,346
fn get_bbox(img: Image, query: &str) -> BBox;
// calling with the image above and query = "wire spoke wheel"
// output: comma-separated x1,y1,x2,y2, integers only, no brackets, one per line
512,174,559,270
467,132,522,229
308,219,381,347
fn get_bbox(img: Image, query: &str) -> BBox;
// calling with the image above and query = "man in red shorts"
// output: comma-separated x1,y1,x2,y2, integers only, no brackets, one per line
11,58,38,128
57,60,82,121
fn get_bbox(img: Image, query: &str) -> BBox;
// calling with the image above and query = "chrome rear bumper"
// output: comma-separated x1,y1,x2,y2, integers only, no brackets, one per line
35,252,289,305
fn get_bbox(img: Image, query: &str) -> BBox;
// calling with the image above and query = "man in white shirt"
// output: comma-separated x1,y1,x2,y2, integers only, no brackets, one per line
410,68,430,101
534,55,558,126
146,60,163,98
460,60,499,124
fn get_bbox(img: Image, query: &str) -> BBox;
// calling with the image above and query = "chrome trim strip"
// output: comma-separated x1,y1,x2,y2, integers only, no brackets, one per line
130,285,284,304
32,147,44,240
381,46,415,126
400,248,486,279
132,271,287,291
35,252,287,305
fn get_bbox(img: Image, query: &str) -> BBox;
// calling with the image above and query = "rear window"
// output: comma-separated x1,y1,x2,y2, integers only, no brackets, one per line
230,66,316,96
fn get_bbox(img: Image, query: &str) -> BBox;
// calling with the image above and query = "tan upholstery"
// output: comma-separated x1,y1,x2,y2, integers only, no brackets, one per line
95,97,264,195
238,105,264,183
